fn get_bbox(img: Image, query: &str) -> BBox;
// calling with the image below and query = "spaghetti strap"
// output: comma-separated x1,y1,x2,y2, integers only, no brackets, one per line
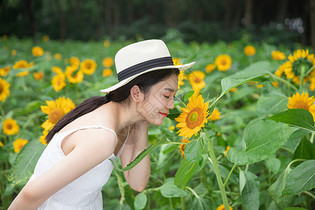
57,126,118,146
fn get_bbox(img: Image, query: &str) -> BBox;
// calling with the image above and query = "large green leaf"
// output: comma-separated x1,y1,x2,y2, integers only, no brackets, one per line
134,192,147,210
227,119,297,165
269,109,315,133
220,61,271,96
283,160,315,195
159,182,187,198
119,137,170,171
8,140,46,187
292,137,315,160
174,158,198,188
242,171,260,210
256,94,288,115
209,61,271,109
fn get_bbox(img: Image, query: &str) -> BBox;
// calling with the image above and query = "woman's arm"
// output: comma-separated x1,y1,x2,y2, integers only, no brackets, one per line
8,129,116,210
120,120,150,192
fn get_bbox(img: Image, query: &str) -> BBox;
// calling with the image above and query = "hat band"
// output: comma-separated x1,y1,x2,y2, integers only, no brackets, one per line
117,56,174,81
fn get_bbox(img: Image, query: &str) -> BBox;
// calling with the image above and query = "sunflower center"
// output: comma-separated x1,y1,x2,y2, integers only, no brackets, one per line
186,108,204,129
194,77,201,83
221,60,227,65
48,108,65,124
85,63,91,69
6,123,13,130
0,84,3,94
295,101,310,111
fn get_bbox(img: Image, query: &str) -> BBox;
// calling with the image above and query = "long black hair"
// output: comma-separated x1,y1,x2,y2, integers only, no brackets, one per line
45,68,179,143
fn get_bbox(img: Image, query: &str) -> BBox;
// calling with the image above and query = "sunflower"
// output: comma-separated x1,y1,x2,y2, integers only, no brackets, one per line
13,60,34,69
0,66,11,76
13,138,28,153
208,108,221,121
215,54,232,71
102,69,113,77
2,118,19,135
16,71,30,77
288,92,315,121
0,141,3,147
66,65,84,83
51,66,63,74
188,71,205,93
178,70,187,89
217,204,232,210
275,49,314,86
179,139,191,157
42,35,49,42
169,126,175,131
54,53,62,60
39,129,48,145
41,97,75,131
0,78,10,102
11,50,16,56
33,72,44,80
103,57,114,68
32,46,44,57
272,50,286,60
104,40,110,47
205,63,216,73
69,56,80,66
80,59,97,75
175,94,209,138
52,73,66,91
224,146,230,157
244,45,256,56
173,58,183,66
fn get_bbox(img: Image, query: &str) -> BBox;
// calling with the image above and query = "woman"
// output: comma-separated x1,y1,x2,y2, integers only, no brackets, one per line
9,39,194,209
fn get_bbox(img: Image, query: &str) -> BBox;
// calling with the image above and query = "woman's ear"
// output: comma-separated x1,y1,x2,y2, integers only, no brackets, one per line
130,85,143,102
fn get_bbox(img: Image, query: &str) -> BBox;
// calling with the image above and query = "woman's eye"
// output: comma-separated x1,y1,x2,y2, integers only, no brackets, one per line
164,95,170,99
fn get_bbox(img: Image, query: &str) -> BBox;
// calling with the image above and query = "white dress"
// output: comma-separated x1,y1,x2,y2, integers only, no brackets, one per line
28,126,129,210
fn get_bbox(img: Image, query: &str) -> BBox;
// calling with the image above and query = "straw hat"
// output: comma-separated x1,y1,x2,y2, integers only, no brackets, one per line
100,39,195,93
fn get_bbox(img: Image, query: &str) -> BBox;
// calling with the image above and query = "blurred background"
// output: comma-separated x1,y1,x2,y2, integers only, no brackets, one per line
0,0,314,47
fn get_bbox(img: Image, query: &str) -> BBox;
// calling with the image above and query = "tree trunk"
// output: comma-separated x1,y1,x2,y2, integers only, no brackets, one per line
310,0,315,48
54,0,66,40
166,0,178,27
73,0,81,18
113,1,120,26
244,0,253,27
105,0,112,30
224,0,232,29
127,0,133,25
277,0,288,22
24,0,36,41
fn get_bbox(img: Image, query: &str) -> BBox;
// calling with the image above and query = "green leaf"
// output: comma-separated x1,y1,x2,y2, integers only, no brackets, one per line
121,137,170,171
239,170,246,193
269,109,315,133
184,91,194,100
174,158,198,188
292,137,315,160
283,160,315,195
227,119,297,165
134,192,147,210
159,182,187,198
265,156,281,174
220,61,271,97
284,208,308,210
185,139,203,162
256,94,288,115
8,140,46,187
242,171,260,210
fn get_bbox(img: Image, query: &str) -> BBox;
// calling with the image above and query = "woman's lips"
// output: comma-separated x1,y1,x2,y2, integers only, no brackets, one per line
160,112,168,117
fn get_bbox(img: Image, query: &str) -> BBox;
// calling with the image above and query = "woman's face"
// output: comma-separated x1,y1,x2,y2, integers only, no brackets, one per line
136,74,178,125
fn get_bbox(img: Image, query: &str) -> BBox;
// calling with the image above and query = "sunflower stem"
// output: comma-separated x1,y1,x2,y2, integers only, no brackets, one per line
271,74,298,91
223,163,237,188
305,65,315,77
299,65,306,90
310,132,314,144
205,135,229,210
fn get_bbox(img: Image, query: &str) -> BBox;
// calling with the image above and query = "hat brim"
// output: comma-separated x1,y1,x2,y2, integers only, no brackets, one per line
100,61,195,93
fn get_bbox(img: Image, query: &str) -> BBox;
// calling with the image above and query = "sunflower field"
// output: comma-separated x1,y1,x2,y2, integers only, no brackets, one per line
0,35,314,210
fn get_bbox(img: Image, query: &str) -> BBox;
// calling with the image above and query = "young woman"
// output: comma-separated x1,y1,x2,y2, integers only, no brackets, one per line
9,39,194,210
